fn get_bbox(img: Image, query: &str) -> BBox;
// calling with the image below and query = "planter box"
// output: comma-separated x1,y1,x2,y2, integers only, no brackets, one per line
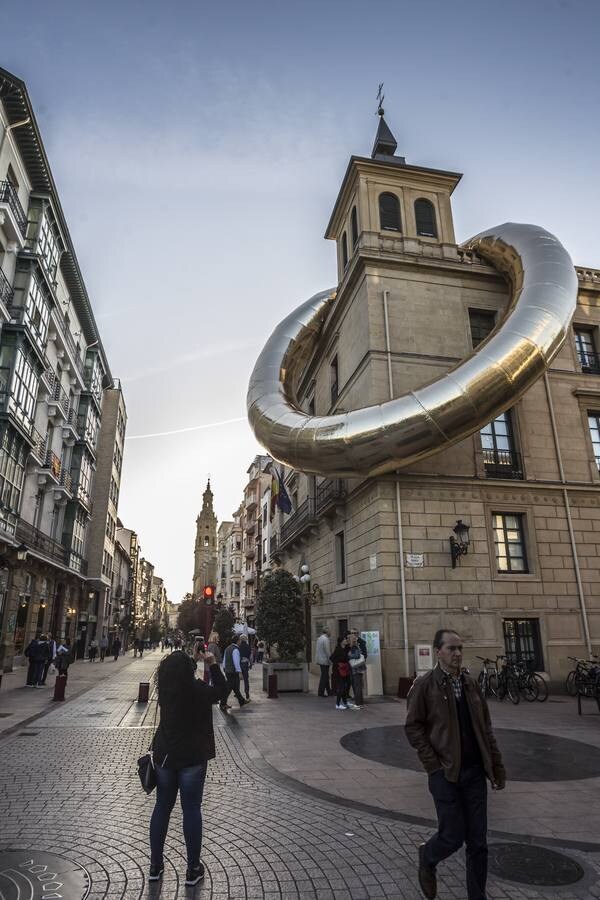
262,661,309,693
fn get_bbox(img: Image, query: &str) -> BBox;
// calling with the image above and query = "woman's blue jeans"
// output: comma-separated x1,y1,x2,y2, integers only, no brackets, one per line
149,762,208,867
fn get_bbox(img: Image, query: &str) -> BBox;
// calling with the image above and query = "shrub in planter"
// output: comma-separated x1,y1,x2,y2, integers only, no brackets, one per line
256,569,306,662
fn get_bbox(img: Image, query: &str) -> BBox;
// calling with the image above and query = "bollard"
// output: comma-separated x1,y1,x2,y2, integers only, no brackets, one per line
267,672,278,699
138,681,150,703
53,673,67,701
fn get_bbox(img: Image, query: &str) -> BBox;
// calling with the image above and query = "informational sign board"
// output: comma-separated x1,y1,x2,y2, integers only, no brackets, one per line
361,630,383,696
406,553,424,567
369,553,377,570
415,642,434,673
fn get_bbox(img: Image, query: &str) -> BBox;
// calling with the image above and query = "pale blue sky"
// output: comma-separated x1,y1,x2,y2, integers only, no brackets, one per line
2,0,599,601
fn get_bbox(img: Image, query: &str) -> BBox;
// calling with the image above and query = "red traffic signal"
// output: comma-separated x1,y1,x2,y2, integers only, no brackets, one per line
203,585,215,605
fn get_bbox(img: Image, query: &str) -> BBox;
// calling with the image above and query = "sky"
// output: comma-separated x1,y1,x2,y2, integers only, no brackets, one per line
1,0,599,603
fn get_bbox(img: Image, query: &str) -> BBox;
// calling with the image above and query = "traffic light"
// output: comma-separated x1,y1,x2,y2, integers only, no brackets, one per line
202,585,215,605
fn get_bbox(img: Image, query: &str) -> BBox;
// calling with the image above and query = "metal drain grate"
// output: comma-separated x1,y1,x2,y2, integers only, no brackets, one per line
489,843,584,886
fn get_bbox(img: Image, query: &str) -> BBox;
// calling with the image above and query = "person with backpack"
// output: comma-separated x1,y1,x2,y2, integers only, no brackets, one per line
149,648,227,886
348,633,367,708
330,636,352,710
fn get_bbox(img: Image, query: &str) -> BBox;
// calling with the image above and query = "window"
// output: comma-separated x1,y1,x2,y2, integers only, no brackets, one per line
9,344,39,430
480,411,522,478
330,355,339,406
503,618,544,671
263,538,267,562
379,192,401,232
588,413,600,471
493,513,528,573
24,277,50,349
234,581,240,597
575,328,599,373
335,530,346,584
469,309,496,347
0,425,27,512
350,206,358,248
341,232,348,270
415,198,437,238
38,214,61,279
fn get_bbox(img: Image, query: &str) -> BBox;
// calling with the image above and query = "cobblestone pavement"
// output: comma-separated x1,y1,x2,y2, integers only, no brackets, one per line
1,657,599,899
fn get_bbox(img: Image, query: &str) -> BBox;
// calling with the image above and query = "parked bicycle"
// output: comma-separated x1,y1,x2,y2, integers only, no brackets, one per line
565,656,600,696
490,656,520,704
476,656,498,698
507,659,548,702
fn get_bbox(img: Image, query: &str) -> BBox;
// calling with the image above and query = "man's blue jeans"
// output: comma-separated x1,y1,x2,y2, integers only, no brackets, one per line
149,762,208,867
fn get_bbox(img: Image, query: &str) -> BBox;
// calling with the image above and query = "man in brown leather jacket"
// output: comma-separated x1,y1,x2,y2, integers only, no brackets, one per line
405,629,506,900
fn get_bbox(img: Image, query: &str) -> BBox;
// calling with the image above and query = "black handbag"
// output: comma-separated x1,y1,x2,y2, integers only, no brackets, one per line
136,693,166,794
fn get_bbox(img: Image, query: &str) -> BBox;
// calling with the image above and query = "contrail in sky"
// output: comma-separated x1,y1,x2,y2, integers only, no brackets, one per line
126,416,247,440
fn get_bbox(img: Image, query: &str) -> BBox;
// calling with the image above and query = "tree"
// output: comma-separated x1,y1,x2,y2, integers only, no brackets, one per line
177,594,202,633
256,569,306,662
214,604,235,650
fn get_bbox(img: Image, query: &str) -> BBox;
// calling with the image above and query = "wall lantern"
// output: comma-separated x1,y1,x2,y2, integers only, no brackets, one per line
16,543,28,562
449,520,470,568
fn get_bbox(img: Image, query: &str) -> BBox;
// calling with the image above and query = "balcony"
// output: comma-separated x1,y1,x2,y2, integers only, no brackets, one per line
578,350,600,375
72,480,92,513
245,546,256,559
316,478,347,518
269,532,279,559
62,407,79,443
244,514,256,534
279,498,318,551
244,570,255,584
245,492,258,511
38,449,62,483
50,306,84,376
0,180,27,243
0,266,13,308
54,469,73,499
29,426,47,465
16,516,68,568
483,448,523,479
46,376,70,421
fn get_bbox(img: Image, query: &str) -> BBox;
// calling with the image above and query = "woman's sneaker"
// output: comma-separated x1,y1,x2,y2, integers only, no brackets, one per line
185,863,205,886
148,863,164,881
335,703,347,710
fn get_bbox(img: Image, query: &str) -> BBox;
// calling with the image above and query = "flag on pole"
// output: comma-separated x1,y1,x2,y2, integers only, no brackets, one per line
277,470,292,514
270,469,280,521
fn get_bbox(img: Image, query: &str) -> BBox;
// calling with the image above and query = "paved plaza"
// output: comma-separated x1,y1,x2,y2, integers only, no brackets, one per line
1,653,600,898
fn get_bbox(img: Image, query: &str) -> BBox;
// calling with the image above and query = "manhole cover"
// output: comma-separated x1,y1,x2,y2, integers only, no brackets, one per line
488,843,584,886
0,850,89,898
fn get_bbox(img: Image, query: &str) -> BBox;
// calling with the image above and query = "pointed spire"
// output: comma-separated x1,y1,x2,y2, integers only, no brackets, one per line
372,114,398,158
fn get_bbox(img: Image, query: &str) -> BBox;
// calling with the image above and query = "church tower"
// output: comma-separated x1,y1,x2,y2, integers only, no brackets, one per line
192,480,218,598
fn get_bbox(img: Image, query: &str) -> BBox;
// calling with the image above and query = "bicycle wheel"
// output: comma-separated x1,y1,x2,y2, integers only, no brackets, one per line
522,675,538,702
565,670,577,696
488,672,499,698
531,672,548,702
506,674,520,704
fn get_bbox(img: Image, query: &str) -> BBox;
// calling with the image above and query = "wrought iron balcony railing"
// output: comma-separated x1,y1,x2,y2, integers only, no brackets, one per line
51,306,84,375
16,516,68,567
316,478,346,517
59,470,73,493
30,426,47,464
578,350,600,374
279,497,317,550
43,449,62,479
49,381,70,418
483,447,523,479
0,266,14,307
0,180,27,237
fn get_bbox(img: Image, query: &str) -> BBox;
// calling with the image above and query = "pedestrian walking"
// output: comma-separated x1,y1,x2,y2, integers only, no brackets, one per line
239,634,252,700
40,633,57,685
88,638,98,661
348,633,366,707
55,638,72,679
99,635,108,661
315,627,332,697
256,639,266,663
405,628,506,900
330,636,351,710
112,637,122,661
219,634,247,711
207,631,222,666
149,647,227,886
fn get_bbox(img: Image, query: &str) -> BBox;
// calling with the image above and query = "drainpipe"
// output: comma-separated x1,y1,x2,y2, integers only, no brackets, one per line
383,289,410,676
543,372,592,656
0,116,31,162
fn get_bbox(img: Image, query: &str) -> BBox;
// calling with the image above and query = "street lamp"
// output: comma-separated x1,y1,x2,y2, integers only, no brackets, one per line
449,520,470,568
16,543,28,562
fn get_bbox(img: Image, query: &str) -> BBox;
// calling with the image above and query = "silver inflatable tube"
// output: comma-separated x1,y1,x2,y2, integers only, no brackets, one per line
247,223,578,478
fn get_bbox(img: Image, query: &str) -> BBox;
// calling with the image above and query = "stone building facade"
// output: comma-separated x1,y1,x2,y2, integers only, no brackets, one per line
0,66,126,668
269,115,600,691
217,513,242,617
240,455,271,626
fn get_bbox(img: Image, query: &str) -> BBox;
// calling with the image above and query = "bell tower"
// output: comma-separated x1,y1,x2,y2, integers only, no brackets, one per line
192,480,218,598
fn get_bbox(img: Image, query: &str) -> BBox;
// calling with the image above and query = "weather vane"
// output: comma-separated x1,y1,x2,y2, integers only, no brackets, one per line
376,83,385,117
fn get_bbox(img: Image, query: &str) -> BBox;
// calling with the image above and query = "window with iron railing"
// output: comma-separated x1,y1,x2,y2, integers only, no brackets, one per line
575,328,600,373
480,411,522,478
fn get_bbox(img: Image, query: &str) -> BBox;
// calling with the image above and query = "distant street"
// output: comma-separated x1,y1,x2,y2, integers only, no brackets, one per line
0,654,599,898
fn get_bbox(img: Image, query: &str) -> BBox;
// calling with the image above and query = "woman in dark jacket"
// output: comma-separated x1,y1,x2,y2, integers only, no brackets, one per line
149,647,227,886
330,636,351,710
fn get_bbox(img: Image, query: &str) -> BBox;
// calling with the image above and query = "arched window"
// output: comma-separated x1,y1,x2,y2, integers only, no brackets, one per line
379,192,401,232
341,232,348,270
415,198,437,238
350,206,358,248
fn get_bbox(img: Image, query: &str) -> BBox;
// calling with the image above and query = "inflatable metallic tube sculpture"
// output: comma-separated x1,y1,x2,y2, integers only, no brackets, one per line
247,223,578,478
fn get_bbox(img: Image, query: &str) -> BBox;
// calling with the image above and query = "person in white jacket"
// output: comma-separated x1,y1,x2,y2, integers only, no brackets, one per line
315,628,332,697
